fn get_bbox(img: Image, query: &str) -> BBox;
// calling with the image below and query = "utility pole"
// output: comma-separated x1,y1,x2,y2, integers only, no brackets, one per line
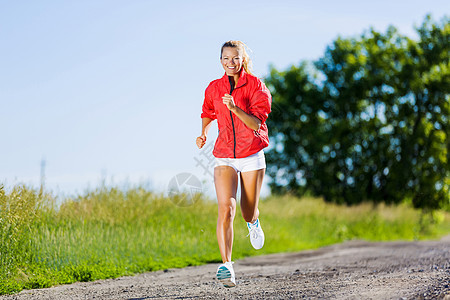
40,157,46,194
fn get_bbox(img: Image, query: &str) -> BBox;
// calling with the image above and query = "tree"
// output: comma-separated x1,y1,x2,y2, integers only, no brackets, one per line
265,15,449,209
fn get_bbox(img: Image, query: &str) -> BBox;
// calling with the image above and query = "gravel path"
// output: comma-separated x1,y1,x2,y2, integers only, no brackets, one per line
2,236,449,300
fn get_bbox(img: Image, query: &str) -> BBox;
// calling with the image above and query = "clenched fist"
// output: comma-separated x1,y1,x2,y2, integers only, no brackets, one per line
222,94,237,112
196,135,207,149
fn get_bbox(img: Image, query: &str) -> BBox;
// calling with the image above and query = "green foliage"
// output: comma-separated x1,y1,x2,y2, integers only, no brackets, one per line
265,15,449,209
0,185,49,286
1,184,449,295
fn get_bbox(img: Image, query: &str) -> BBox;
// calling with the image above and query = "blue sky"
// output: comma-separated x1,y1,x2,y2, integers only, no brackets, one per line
1,0,448,198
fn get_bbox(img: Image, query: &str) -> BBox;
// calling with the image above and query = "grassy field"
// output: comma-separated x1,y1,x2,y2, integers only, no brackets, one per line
1,184,449,295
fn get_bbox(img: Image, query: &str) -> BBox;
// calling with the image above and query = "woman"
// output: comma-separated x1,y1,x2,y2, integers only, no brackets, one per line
196,40,272,288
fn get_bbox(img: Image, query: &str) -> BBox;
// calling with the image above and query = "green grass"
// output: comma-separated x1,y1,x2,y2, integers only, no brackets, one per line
1,184,449,295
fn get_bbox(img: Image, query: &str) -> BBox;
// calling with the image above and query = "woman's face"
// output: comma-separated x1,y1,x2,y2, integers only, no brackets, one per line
221,47,244,76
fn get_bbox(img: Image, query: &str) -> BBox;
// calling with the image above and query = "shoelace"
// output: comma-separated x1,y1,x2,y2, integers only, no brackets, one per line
246,222,260,239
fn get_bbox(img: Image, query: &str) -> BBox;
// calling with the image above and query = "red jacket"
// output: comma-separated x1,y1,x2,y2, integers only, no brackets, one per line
201,70,272,158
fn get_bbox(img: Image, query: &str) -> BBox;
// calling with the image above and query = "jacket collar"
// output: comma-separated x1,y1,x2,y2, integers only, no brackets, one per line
221,69,248,89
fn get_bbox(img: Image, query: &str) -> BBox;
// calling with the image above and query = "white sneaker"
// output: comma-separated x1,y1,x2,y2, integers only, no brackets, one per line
216,261,236,288
247,218,264,250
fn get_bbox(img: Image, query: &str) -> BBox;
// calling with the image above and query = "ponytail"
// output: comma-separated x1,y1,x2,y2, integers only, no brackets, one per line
220,40,253,75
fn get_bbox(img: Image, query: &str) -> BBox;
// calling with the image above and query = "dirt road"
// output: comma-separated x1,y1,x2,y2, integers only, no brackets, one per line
3,236,449,300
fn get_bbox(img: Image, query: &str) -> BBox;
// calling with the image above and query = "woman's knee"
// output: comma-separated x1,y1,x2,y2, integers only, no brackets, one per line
218,202,236,221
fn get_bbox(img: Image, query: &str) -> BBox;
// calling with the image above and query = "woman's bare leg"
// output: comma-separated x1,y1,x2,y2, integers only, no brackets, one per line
214,166,239,263
240,168,265,223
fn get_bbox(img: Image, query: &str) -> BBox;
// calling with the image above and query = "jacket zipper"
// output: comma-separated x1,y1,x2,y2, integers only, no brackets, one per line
228,77,236,159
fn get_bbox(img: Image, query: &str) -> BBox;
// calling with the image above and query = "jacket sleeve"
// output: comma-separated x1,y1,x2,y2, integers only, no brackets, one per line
249,83,272,124
200,85,217,120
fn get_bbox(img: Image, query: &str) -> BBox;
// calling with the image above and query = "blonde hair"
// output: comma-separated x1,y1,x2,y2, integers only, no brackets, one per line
220,40,253,75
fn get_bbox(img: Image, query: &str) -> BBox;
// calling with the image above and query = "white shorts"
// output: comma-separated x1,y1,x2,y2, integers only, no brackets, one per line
214,150,266,173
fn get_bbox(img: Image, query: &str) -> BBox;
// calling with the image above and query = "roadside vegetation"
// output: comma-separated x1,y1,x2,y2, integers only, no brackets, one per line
1,184,449,295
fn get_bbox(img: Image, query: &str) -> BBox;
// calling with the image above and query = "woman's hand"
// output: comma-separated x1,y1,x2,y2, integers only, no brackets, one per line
196,134,207,149
222,94,237,112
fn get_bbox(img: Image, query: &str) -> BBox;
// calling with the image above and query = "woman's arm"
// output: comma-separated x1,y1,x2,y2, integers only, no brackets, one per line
222,94,261,131
196,117,213,149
